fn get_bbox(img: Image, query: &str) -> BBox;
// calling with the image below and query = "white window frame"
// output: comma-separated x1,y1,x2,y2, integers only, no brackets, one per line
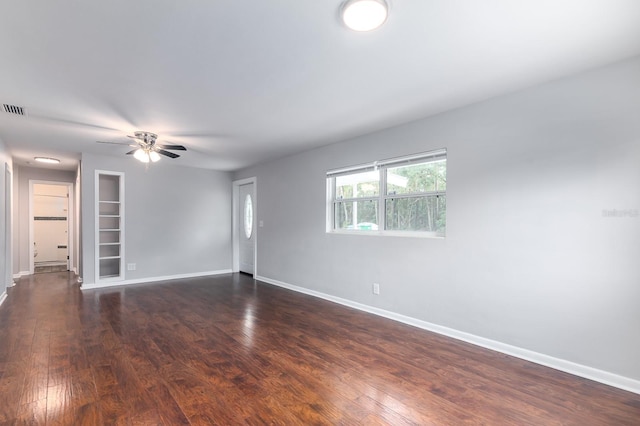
326,148,446,238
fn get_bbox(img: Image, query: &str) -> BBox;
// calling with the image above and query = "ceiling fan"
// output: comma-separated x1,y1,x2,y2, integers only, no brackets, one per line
97,131,186,163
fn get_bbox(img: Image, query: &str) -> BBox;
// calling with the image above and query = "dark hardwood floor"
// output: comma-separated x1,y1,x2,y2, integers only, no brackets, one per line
0,272,638,425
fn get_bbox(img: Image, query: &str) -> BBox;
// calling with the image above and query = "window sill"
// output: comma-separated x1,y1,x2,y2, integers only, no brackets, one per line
327,229,445,239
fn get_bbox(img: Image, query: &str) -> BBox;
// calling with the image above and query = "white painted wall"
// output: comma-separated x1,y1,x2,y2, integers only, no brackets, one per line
234,57,640,384
80,153,232,285
13,166,76,275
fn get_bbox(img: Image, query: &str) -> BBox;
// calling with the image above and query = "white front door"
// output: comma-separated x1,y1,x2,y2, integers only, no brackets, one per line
238,182,255,275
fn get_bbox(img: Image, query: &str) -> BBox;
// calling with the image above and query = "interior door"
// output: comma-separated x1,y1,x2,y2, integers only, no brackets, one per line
238,182,255,275
33,184,69,271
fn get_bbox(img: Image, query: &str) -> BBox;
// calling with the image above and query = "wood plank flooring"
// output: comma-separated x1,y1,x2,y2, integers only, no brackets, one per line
0,272,639,425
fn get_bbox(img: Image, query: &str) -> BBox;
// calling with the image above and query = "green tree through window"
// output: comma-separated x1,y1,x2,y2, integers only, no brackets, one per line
385,159,446,233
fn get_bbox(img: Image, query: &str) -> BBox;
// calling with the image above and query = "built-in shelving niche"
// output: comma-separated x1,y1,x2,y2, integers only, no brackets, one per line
95,171,124,282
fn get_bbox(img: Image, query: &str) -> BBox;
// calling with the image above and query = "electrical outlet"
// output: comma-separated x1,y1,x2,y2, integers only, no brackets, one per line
373,283,380,295
127,263,136,271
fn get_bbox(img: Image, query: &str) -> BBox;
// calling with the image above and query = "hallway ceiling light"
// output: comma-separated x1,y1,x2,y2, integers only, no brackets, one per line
342,0,388,32
34,157,60,164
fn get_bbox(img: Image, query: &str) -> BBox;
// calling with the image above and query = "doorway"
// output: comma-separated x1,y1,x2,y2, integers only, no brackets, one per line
30,182,73,274
232,177,256,276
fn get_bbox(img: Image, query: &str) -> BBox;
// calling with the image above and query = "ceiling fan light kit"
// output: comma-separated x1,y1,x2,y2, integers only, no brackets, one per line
342,0,388,32
133,148,160,163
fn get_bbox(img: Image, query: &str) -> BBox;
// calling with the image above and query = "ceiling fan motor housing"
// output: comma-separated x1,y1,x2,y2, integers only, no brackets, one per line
134,131,158,146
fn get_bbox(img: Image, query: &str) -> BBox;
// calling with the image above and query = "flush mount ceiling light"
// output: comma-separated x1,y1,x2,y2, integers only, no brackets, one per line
342,0,388,32
34,157,60,164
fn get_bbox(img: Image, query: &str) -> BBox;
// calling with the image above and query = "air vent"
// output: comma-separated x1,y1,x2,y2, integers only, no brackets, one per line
3,104,26,116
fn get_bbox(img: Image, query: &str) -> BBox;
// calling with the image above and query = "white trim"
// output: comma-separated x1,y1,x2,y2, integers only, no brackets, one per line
28,180,75,275
13,270,30,279
232,177,257,276
81,269,233,290
255,274,640,395
0,291,7,307
4,163,12,292
326,148,447,177
328,229,445,239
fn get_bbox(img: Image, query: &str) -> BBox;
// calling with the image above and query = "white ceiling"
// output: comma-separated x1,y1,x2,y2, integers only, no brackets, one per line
1,1,639,171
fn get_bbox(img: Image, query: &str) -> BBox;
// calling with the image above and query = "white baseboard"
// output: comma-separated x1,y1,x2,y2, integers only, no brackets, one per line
0,291,7,308
13,271,30,279
256,274,640,396
81,269,233,290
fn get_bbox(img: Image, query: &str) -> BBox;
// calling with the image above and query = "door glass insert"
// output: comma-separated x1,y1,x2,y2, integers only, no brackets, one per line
244,194,253,239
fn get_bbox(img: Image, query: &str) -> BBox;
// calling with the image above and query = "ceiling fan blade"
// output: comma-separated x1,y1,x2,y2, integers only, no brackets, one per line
167,132,227,138
157,144,187,151
125,149,137,155
97,140,131,145
156,149,180,159
29,113,122,132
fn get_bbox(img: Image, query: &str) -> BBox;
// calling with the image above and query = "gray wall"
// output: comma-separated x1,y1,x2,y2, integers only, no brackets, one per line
81,153,232,285
13,165,77,275
235,57,640,381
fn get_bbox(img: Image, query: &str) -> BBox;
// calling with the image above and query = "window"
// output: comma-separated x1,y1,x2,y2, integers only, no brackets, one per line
244,194,253,239
327,149,446,237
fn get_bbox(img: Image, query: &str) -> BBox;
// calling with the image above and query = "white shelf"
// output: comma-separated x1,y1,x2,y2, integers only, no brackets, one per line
96,170,125,283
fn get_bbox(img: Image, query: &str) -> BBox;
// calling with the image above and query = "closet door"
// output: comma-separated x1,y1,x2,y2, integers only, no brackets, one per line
95,171,124,282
